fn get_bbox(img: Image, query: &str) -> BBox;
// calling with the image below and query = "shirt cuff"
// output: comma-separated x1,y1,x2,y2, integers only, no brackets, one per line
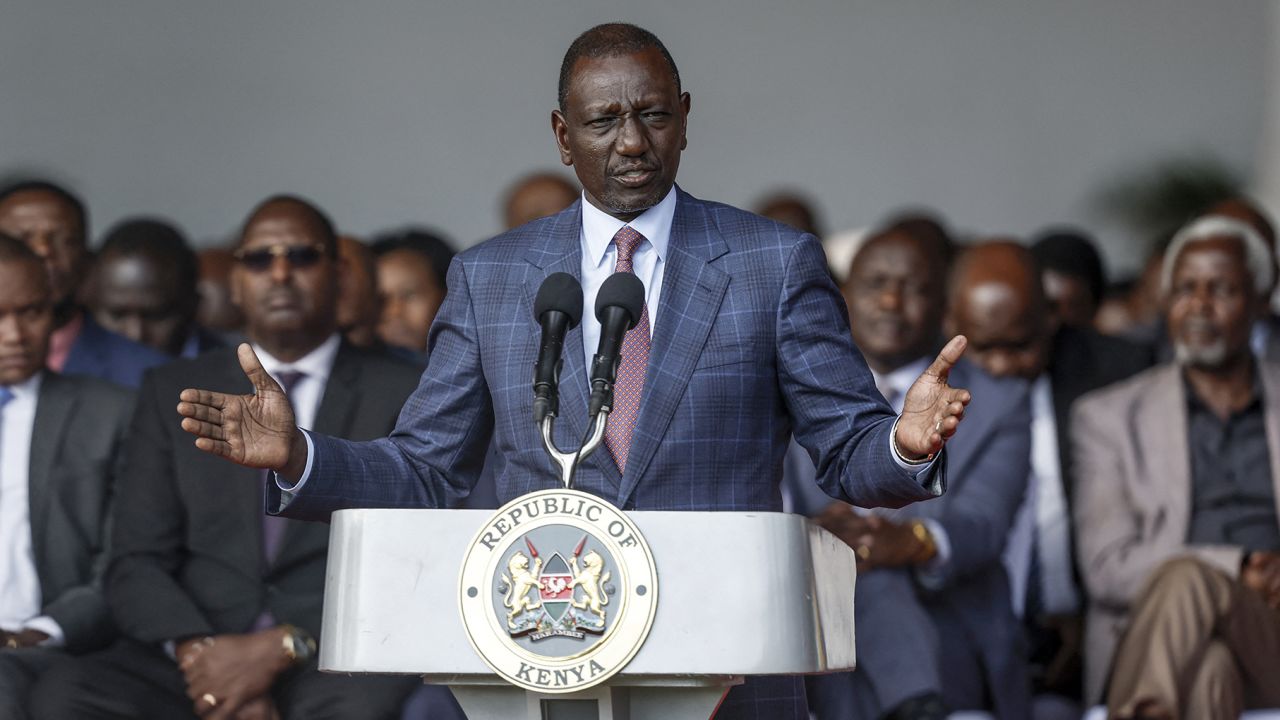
888,416,940,478
273,428,316,504
22,616,65,648
913,519,952,590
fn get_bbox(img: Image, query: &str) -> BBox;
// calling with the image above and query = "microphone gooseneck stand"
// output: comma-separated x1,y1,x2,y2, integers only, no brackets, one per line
539,410,608,489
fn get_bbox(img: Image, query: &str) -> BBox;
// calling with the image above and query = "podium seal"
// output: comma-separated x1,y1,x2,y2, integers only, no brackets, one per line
459,488,657,693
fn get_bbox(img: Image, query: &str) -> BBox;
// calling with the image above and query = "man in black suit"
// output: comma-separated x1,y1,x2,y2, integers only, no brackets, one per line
32,196,420,719
0,235,132,719
947,241,1152,712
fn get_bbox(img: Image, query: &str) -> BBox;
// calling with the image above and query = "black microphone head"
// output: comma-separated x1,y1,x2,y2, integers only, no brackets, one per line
534,272,584,328
595,272,646,329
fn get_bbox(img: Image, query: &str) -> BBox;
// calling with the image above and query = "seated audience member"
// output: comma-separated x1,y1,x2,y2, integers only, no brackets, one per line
89,217,223,357
0,235,132,719
788,228,1032,720
0,180,168,387
197,247,245,334
335,235,381,349
1074,216,1280,720
1030,228,1107,330
30,196,421,719
502,171,578,230
947,241,1152,711
370,229,455,357
1208,197,1280,360
753,191,823,238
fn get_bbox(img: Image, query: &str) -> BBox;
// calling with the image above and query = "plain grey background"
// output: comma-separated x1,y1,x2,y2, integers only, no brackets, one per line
0,0,1270,274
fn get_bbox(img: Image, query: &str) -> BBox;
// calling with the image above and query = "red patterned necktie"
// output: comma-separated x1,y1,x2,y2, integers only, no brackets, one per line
604,226,651,473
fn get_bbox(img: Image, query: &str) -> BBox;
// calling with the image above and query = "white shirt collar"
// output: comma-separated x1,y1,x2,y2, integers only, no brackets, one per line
871,356,932,398
251,333,341,385
580,186,677,269
2,371,43,403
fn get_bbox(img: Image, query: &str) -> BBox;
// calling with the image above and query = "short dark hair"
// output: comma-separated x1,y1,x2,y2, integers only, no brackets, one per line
239,194,338,258
0,179,89,245
0,232,48,284
1030,227,1106,306
558,23,681,111
370,228,456,292
99,217,199,297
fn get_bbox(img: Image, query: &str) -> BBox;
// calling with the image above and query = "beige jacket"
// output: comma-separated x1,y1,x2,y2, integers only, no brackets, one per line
1071,362,1280,702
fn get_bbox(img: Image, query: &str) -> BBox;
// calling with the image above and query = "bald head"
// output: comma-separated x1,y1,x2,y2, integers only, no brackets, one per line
754,193,821,237
946,241,1051,380
503,173,578,230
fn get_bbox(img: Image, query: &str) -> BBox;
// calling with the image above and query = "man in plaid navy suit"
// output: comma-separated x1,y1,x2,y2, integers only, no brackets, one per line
179,23,974,720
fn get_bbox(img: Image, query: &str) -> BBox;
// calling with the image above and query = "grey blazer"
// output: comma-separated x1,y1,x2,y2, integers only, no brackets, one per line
29,372,134,652
1072,362,1280,702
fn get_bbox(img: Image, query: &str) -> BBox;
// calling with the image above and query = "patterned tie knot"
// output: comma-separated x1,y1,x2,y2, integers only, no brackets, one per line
0,385,13,409
275,370,305,397
612,226,647,272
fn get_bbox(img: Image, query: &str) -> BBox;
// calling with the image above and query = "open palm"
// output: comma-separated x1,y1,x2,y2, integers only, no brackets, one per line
177,344,299,471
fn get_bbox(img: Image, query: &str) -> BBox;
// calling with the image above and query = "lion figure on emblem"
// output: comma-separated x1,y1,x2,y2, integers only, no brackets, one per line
569,550,611,627
501,551,544,629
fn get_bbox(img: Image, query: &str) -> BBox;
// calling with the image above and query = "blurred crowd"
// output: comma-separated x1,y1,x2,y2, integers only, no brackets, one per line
0,169,1276,720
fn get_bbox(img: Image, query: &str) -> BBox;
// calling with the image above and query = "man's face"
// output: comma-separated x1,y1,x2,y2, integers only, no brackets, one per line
552,48,690,221
845,234,944,372
336,236,380,342
1167,237,1260,368
1041,269,1096,329
0,190,88,308
949,281,1049,381
376,249,443,353
231,205,339,347
0,259,54,384
92,254,192,355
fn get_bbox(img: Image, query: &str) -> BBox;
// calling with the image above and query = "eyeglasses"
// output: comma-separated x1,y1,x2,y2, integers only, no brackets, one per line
233,243,327,272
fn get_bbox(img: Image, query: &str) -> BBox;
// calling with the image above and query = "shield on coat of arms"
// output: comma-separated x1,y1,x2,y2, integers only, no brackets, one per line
539,552,574,623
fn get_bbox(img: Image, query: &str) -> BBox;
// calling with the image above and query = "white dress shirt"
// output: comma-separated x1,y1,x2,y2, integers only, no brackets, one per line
0,372,64,645
578,188,674,377
1003,374,1080,617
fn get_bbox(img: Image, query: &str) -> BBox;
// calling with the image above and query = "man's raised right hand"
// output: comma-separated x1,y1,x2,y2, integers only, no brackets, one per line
177,344,308,481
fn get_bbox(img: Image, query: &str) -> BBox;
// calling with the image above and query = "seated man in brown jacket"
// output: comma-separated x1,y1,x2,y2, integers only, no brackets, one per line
1073,214,1280,720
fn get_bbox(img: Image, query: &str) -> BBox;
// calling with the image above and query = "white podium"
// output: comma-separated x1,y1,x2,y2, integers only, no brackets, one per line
320,509,857,719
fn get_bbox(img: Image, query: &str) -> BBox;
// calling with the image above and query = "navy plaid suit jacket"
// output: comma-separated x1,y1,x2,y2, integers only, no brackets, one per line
274,188,944,719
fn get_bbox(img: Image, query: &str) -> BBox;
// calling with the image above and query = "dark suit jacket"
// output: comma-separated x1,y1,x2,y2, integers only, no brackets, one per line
105,342,421,644
279,189,940,518
63,313,171,389
28,372,134,652
1047,325,1153,500
786,360,1032,717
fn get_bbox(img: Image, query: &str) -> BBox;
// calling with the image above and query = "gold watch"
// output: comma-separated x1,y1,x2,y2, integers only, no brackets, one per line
909,520,937,563
280,625,316,665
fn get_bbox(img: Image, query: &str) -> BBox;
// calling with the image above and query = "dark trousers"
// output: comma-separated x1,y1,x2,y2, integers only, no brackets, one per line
0,647,65,720
807,568,993,719
29,638,416,720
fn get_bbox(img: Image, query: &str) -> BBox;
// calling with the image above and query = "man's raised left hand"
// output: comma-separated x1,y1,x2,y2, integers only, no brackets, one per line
895,335,971,462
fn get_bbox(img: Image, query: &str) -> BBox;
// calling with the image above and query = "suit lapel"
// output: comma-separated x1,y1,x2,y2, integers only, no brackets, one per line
617,193,729,507
28,373,77,568
1136,367,1191,540
270,343,361,566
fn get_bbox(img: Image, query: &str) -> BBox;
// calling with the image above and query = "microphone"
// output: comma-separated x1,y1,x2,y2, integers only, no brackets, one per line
588,272,646,417
532,272,584,423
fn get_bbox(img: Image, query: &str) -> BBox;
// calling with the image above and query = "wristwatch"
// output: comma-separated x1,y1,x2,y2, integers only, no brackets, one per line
280,625,316,665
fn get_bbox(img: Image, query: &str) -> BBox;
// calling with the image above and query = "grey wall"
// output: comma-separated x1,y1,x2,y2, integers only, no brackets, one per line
0,1,1267,274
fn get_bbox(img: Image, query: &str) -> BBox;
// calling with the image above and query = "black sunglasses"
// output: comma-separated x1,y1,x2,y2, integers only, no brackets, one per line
233,243,327,272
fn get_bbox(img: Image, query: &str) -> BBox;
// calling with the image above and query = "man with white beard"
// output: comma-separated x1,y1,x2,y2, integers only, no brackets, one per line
1073,215,1280,720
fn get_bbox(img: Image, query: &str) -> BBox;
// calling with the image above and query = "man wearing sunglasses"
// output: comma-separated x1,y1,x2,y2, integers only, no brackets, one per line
33,195,421,720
